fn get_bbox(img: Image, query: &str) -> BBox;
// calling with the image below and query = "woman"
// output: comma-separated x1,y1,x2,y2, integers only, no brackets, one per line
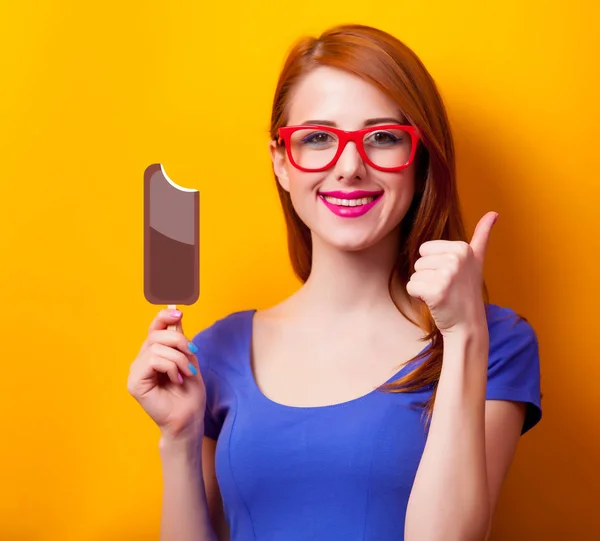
128,24,542,541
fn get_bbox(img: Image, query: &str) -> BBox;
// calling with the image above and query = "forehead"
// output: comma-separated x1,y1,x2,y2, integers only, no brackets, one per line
287,66,402,128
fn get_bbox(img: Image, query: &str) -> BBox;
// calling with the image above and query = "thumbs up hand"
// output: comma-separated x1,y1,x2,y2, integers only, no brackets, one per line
406,212,498,335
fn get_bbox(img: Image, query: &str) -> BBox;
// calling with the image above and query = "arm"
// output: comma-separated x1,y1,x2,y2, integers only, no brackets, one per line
405,213,534,540
404,327,526,541
202,437,230,540
159,434,226,541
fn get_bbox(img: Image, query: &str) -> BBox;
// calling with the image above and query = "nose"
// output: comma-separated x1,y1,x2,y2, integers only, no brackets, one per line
332,141,365,183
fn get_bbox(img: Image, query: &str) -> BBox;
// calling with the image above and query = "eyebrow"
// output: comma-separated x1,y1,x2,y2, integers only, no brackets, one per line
300,117,407,127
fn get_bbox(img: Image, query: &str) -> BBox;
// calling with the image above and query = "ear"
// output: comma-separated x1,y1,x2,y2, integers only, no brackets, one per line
269,139,290,192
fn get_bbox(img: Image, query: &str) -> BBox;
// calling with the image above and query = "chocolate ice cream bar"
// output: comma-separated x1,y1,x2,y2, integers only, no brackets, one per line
144,164,199,309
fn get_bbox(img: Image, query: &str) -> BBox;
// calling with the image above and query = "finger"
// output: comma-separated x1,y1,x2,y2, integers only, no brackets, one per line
470,211,498,266
147,356,184,385
419,240,469,257
414,254,458,272
409,269,437,283
148,308,183,333
169,312,186,334
145,328,196,356
406,278,432,302
148,343,197,378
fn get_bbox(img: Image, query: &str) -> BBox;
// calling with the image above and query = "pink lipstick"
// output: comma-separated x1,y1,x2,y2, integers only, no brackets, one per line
318,190,383,218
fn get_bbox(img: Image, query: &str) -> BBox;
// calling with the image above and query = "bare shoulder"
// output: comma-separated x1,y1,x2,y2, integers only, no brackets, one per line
254,293,300,322
252,294,307,341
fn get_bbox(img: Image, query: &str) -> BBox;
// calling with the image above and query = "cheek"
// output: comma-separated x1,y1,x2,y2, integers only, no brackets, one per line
380,172,417,229
386,170,416,206
286,172,329,229
287,171,322,204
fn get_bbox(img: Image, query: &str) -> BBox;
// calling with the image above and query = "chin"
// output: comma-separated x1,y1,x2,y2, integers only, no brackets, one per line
315,229,383,253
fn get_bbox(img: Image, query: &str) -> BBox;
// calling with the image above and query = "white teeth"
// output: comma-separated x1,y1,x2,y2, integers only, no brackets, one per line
322,195,377,206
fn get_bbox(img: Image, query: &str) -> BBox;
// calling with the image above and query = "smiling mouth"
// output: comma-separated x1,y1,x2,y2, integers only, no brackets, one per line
318,191,383,218
320,195,380,206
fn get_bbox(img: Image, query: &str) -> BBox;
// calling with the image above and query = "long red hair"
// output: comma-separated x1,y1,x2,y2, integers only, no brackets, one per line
269,24,488,420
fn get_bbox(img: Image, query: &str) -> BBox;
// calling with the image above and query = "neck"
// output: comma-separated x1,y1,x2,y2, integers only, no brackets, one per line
296,228,414,317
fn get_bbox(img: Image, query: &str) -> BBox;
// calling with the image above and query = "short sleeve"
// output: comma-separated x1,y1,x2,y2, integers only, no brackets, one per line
191,325,223,440
485,305,543,435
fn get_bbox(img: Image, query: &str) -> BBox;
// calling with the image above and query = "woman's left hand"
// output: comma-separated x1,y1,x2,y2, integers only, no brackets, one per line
406,212,498,335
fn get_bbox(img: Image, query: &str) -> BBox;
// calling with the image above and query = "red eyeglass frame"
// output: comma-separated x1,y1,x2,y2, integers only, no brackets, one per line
276,124,421,173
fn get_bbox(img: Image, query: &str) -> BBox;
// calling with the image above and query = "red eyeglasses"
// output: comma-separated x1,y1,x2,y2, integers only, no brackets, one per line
277,124,421,172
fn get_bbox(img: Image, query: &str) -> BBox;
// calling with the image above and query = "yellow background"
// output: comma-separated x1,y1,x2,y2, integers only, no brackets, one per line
1,1,598,539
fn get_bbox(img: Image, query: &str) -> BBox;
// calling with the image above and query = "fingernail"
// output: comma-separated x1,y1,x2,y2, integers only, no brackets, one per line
493,213,499,224
177,372,184,384
171,309,182,318
188,342,198,354
188,363,198,376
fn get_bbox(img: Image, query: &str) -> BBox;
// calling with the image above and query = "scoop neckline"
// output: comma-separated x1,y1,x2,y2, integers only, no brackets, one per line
244,308,432,411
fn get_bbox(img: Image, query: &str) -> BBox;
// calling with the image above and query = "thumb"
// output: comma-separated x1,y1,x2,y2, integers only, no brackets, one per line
470,212,498,266
167,307,185,334
174,313,185,334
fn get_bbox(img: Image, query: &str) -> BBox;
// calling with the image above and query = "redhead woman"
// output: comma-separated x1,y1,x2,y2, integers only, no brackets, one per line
128,24,542,541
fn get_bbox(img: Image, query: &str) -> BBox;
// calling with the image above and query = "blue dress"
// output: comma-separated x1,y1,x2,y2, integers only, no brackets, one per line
191,303,542,541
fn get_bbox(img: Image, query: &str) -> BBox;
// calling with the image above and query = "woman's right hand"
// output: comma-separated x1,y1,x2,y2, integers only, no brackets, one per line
127,309,206,441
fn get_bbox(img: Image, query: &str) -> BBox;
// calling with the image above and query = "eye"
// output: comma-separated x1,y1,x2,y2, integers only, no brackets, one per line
301,131,335,146
366,130,402,146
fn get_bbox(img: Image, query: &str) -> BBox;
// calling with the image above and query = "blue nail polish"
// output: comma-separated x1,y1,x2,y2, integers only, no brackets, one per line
188,342,198,354
188,363,198,376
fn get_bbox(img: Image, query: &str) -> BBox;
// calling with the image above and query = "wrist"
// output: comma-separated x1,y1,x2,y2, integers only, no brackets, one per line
440,323,489,391
442,322,487,342
442,324,488,358
440,308,488,343
440,301,488,339
159,422,204,454
159,431,204,467
437,324,489,407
